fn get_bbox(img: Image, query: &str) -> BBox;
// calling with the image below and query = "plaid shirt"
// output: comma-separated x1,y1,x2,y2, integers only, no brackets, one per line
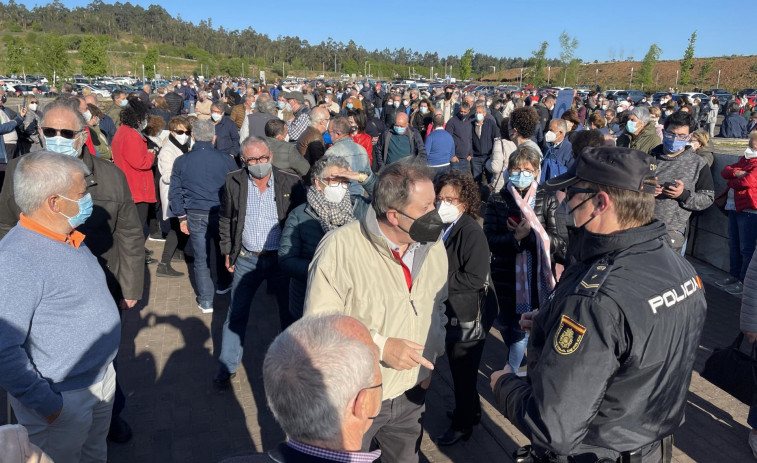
242,172,281,252
287,440,381,463
286,106,312,142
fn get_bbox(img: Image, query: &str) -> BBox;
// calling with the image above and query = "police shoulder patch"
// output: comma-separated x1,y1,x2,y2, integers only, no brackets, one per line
574,257,613,297
553,315,587,355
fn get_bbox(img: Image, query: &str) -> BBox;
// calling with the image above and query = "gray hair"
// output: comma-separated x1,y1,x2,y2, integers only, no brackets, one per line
372,159,433,220
263,314,375,445
192,120,215,142
310,107,329,127
240,136,270,159
14,151,90,215
198,90,208,98
630,106,651,124
550,118,568,134
42,98,87,131
256,98,277,116
311,156,350,184
211,101,228,113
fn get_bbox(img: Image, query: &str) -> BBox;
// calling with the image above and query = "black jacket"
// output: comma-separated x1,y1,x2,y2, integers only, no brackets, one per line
445,112,473,159
493,220,707,458
219,166,305,266
443,213,491,323
0,149,145,301
374,128,427,171
471,116,498,158
483,186,565,319
164,92,183,115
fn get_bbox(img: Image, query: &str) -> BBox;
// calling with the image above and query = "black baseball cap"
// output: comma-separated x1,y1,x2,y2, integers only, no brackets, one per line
543,147,657,194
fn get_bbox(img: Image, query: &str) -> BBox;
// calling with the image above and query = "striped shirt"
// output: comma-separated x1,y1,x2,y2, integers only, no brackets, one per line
242,172,281,252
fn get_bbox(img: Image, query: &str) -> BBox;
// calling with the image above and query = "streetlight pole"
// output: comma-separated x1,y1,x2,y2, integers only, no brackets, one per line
630,67,633,87
716,70,721,89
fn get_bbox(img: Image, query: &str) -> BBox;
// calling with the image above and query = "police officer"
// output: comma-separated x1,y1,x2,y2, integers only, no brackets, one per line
490,147,707,463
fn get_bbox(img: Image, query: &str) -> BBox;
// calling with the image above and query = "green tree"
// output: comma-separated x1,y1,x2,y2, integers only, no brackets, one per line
529,41,549,87
38,34,69,82
6,37,24,75
79,35,109,77
637,44,662,89
559,31,578,86
680,31,696,86
698,58,714,86
460,48,474,81
143,46,159,78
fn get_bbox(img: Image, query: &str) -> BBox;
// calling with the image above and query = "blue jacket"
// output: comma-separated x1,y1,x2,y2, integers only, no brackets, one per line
168,141,238,216
425,129,456,166
720,112,748,138
471,116,498,158
0,109,21,163
540,138,574,183
445,112,473,158
99,114,117,144
214,116,240,156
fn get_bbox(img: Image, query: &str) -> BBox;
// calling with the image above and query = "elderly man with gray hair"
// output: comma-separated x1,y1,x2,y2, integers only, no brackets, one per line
0,151,121,462
219,314,382,463
240,94,277,141
617,106,661,154
169,119,239,313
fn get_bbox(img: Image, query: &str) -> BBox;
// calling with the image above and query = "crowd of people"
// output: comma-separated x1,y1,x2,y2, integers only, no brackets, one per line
5,73,757,463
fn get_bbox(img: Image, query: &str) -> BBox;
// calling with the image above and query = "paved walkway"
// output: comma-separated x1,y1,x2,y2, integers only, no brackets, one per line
2,242,754,462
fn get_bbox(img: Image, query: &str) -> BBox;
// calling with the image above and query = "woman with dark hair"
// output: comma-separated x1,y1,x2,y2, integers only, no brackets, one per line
433,170,494,446
19,94,43,154
561,109,583,144
410,98,434,141
85,103,112,160
347,108,373,164
112,97,156,251
151,96,173,125
484,147,563,376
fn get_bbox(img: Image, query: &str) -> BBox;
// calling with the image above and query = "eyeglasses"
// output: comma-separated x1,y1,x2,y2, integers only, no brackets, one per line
244,155,270,164
354,383,383,420
320,177,349,187
566,187,598,201
437,195,461,205
41,127,83,139
662,131,691,141
173,130,191,135
510,169,535,175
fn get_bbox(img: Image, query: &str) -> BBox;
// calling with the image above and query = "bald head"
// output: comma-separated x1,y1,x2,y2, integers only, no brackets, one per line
394,112,408,126
84,94,98,106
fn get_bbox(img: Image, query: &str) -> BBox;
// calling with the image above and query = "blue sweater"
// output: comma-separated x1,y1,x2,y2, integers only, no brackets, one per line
425,129,456,166
169,141,239,216
0,225,121,417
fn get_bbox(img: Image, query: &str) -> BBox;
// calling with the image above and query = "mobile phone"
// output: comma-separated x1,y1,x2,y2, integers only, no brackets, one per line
508,210,523,224
662,181,676,189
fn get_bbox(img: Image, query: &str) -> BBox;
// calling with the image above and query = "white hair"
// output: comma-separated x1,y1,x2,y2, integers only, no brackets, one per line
192,119,215,142
630,106,651,124
14,151,89,215
263,314,375,446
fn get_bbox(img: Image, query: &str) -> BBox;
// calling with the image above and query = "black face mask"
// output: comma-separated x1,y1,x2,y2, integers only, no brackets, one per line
554,194,597,241
445,93,452,100
397,209,444,243
458,111,469,120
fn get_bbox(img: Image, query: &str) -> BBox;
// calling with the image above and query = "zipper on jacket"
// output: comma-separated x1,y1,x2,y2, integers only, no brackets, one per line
410,299,418,316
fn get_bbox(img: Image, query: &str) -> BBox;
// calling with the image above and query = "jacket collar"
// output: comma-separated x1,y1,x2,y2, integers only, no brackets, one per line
361,207,435,277
568,219,668,263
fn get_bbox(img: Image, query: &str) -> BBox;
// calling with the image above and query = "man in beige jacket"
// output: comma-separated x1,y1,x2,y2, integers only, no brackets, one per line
305,160,448,463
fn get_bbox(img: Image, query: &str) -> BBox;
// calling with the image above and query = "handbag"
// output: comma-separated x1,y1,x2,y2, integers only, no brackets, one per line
701,333,757,405
445,275,498,343
713,188,729,216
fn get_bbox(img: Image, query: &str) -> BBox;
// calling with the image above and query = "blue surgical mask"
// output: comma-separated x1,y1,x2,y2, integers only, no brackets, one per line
663,135,688,154
278,101,285,109
346,103,354,109
119,99,128,107
509,171,534,189
59,193,93,228
475,113,484,122
45,135,80,157
394,125,407,135
601,104,607,110
626,121,637,133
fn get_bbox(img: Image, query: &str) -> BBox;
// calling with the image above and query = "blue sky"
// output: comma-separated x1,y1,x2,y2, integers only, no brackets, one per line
15,0,752,62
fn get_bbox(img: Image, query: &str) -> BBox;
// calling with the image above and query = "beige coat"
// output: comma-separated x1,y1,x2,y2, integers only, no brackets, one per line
0,425,54,463
305,207,448,400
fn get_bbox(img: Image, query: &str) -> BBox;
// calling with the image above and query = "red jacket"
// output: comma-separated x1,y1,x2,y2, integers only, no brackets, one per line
722,157,757,211
351,132,373,165
111,125,156,203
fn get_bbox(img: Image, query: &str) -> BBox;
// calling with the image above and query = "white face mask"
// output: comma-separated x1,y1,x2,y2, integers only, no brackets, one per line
139,119,148,131
745,147,757,160
211,112,222,122
28,103,38,111
82,110,92,122
174,133,189,145
323,183,348,203
393,101,400,108
437,201,461,224
403,100,409,106
545,131,557,143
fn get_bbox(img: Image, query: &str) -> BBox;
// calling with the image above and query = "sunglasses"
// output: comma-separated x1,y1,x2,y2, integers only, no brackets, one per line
41,127,83,139
173,130,191,135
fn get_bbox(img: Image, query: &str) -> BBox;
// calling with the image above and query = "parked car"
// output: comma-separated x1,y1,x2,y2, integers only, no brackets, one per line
12,84,50,96
737,88,757,98
678,92,709,104
74,83,111,98
612,90,646,104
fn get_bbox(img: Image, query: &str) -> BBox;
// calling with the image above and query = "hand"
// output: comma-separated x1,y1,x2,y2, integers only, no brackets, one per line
519,310,539,334
180,221,189,235
734,170,748,178
744,330,757,344
45,407,62,424
509,218,531,241
382,337,434,371
419,376,432,390
451,156,459,163
662,179,685,199
225,255,235,273
19,106,27,117
118,299,138,311
654,185,664,196
466,156,472,161
339,169,361,181
490,364,514,391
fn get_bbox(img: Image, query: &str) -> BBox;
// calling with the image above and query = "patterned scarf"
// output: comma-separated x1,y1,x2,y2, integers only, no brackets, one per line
507,181,556,313
306,185,356,233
